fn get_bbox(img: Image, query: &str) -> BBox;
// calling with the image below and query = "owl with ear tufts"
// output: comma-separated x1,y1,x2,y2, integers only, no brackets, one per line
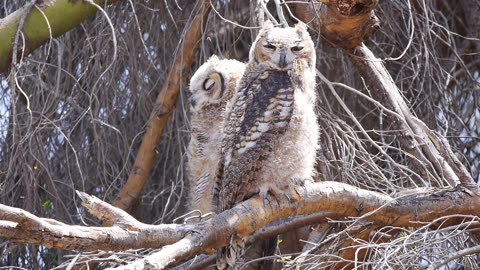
215,21,319,269
186,55,246,221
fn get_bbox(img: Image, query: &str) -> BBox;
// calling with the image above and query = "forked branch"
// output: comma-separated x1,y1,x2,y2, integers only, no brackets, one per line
0,182,479,269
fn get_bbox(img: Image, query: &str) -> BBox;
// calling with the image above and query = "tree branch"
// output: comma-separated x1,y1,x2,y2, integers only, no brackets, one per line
288,0,379,48
112,0,212,212
1,182,479,268
0,191,190,251
0,0,119,74
290,3,479,268
289,0,478,192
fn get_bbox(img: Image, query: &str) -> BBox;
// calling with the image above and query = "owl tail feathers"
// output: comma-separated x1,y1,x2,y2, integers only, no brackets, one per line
216,237,245,270
216,247,229,270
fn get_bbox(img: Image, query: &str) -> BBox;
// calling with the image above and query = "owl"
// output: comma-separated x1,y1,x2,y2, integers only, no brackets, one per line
215,22,319,269
186,55,246,222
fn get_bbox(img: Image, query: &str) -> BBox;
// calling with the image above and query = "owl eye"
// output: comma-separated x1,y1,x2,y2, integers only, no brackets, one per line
263,43,276,50
291,46,304,52
203,78,215,91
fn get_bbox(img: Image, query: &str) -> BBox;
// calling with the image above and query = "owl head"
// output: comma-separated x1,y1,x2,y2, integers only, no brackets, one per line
189,55,246,113
249,21,315,70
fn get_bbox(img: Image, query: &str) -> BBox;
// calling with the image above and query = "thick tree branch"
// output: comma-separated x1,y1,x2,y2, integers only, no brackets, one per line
109,182,480,269
1,182,479,269
288,0,379,48
113,0,212,211
0,194,189,251
0,0,119,74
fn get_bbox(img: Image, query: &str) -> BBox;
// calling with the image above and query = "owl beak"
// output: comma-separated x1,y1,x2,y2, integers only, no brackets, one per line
279,52,287,68
189,97,196,108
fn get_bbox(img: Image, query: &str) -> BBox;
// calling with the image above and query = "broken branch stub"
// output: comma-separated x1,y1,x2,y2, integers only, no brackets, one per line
289,0,380,49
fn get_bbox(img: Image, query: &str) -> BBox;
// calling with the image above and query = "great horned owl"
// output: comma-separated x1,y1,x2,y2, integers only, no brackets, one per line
186,55,246,221
216,22,319,269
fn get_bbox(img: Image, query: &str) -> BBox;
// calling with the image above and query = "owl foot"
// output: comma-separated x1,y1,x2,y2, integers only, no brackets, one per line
287,187,301,202
260,186,291,206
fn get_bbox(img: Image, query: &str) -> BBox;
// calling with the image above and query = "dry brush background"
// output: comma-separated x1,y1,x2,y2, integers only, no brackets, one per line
0,0,479,269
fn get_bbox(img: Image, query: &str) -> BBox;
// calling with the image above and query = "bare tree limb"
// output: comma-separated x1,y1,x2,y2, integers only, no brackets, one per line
1,182,479,268
287,0,379,48
348,44,478,191
76,191,142,227
109,182,480,269
0,0,119,74
290,0,478,192
0,198,189,251
112,0,212,212
289,2,479,268
172,254,215,270
274,0,289,27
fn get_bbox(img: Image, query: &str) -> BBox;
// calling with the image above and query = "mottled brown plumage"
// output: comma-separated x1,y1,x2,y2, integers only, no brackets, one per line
215,22,319,269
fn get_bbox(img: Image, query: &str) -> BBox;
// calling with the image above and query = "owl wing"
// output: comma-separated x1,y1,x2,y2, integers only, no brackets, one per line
217,68,295,212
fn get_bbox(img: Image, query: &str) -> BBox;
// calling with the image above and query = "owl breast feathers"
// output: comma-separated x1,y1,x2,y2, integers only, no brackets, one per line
215,21,319,269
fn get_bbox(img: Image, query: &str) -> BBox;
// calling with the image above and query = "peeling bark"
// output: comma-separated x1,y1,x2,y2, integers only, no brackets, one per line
0,182,479,269
288,0,380,48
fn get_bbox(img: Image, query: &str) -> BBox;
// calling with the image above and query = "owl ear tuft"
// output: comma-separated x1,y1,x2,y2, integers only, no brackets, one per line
260,20,274,36
262,20,274,29
208,55,220,63
295,22,308,36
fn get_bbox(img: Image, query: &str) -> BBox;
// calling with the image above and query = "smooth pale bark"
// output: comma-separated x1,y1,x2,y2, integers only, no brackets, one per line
0,203,188,251
0,0,117,74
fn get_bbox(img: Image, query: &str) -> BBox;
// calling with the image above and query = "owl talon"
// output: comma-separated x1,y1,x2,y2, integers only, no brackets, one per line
259,190,271,206
288,187,301,202
260,187,291,206
276,192,292,205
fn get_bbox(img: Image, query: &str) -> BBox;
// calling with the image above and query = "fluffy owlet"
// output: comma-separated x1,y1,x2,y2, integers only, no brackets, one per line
215,22,319,269
186,55,246,221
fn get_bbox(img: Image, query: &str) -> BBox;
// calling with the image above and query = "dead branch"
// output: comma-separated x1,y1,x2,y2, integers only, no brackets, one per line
348,44,478,192
112,0,212,212
290,4,479,266
426,245,480,270
173,254,215,270
77,191,143,227
290,0,478,192
0,190,191,251
1,182,479,269
287,0,380,48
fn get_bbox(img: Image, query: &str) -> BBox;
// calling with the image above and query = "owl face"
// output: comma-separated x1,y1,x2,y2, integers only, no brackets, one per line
189,56,246,113
250,22,314,70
